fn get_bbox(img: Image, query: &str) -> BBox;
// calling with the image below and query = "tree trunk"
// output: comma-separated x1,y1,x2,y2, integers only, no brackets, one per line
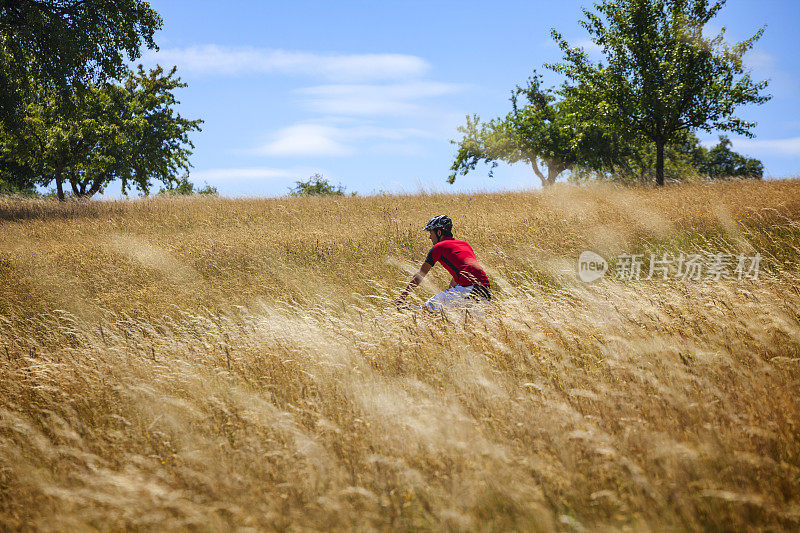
532,158,568,187
531,159,548,188
655,138,665,186
87,174,106,197
547,164,564,186
55,166,65,201
70,175,82,196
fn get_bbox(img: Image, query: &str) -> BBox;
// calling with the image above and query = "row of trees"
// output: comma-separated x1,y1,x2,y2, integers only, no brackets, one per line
451,0,770,187
0,0,201,199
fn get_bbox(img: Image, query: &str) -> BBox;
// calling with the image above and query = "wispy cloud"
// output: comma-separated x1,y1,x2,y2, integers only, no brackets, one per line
142,45,430,82
732,136,800,156
254,124,353,157
253,121,438,158
191,166,314,181
296,81,464,115
152,46,466,163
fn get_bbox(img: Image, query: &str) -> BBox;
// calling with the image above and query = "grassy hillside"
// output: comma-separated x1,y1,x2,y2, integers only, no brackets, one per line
1,180,800,530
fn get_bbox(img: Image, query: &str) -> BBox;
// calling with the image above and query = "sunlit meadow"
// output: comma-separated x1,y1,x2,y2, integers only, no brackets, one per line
1,180,799,530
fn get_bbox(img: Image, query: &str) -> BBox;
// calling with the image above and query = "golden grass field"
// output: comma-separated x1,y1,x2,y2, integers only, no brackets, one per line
1,179,800,531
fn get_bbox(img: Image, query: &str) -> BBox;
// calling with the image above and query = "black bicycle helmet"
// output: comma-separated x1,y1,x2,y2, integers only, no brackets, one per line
423,215,452,232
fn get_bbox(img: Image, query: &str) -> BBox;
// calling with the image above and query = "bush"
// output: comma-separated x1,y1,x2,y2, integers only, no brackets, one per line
158,176,218,196
289,173,347,196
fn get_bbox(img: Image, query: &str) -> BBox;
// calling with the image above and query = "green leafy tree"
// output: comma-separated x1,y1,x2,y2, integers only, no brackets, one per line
450,73,621,187
158,176,218,196
0,65,202,200
570,131,706,184
549,0,770,186
0,0,161,125
701,135,762,179
0,154,38,195
194,184,219,196
0,176,37,196
570,131,763,184
289,173,346,196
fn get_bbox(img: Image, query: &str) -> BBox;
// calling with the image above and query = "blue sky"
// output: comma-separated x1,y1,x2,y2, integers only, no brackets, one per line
136,0,800,197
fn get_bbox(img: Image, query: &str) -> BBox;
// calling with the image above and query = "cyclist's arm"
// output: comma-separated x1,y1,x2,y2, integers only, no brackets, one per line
396,261,432,303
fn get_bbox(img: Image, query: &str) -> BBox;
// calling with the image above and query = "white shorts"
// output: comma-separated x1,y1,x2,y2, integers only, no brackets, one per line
424,285,490,312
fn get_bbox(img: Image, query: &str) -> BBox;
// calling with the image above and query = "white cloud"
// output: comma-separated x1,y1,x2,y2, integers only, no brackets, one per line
191,166,312,181
254,124,352,157
296,81,463,115
142,45,430,82
252,121,438,158
732,136,800,156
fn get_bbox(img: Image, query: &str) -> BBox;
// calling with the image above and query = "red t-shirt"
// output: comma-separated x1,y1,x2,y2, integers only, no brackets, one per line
425,238,490,287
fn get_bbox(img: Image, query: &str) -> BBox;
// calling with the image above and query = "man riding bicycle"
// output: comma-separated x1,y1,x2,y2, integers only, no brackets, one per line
395,215,491,312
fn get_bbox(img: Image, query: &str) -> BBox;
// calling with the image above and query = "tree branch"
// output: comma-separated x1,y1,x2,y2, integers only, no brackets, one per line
87,173,106,196
530,158,546,180
69,173,81,196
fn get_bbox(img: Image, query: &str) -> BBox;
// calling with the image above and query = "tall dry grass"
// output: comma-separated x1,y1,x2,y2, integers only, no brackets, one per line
1,180,800,530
